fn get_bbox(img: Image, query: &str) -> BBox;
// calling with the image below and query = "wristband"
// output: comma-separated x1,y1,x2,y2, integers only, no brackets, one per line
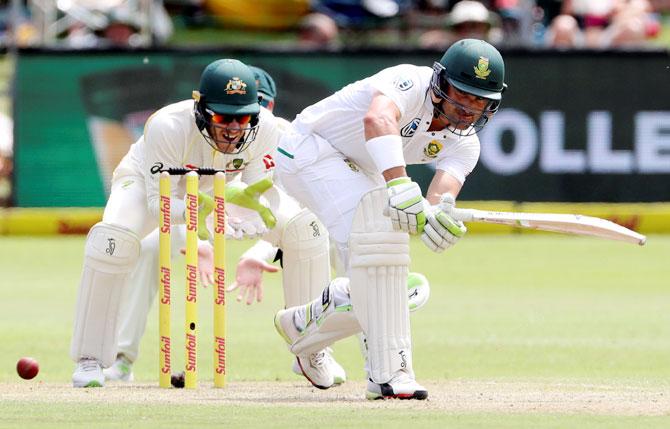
365,134,406,173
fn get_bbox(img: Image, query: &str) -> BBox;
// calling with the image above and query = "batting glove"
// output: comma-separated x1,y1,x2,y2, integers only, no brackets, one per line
386,177,426,234
420,194,467,253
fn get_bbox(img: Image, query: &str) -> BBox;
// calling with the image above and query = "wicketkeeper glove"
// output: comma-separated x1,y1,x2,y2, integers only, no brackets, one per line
197,191,214,241
225,177,277,230
386,177,426,234
420,194,467,253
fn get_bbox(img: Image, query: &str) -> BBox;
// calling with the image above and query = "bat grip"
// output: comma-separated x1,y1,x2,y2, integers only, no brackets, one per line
450,207,476,223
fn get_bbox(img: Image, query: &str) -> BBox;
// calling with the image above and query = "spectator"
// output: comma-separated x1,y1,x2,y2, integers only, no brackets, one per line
61,0,172,48
297,12,340,48
494,0,545,47
419,1,501,49
546,0,659,48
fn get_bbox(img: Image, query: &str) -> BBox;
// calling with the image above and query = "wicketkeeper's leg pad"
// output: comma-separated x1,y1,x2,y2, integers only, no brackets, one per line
280,208,331,307
70,222,140,368
348,187,413,384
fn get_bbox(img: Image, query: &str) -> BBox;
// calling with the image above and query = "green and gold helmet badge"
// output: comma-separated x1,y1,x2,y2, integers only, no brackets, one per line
423,140,443,158
225,77,248,95
232,158,244,169
473,56,491,80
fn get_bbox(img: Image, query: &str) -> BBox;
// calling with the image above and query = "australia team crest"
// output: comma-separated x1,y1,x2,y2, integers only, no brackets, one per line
226,77,247,94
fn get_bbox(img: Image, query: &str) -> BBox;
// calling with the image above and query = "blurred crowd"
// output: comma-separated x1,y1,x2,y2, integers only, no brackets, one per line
0,0,668,49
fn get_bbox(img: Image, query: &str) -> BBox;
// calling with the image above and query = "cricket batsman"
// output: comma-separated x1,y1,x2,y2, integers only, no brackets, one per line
273,39,507,399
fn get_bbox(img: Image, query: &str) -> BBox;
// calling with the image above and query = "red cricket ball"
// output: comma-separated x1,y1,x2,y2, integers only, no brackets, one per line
16,357,39,380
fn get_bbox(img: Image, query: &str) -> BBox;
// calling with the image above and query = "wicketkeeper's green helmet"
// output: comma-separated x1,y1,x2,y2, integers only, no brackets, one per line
193,59,261,153
431,39,507,135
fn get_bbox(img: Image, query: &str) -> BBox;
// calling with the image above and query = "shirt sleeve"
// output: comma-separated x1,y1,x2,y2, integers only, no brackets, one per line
142,111,188,222
435,135,481,185
369,65,427,118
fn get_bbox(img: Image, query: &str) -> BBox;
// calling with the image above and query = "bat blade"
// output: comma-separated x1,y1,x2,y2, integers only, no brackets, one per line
451,208,647,246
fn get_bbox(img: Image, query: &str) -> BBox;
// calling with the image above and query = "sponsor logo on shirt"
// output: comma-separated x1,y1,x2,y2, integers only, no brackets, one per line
423,140,443,158
393,76,414,91
263,154,275,170
400,118,421,137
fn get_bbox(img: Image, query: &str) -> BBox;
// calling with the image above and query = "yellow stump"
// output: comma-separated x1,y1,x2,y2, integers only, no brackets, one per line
184,171,199,389
213,172,227,387
158,172,172,388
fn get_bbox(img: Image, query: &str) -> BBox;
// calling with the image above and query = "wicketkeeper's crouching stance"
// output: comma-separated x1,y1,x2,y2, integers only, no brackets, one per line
272,39,507,399
70,59,345,387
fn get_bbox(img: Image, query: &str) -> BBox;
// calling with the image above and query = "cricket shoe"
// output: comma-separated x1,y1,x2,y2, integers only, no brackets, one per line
366,371,428,400
292,347,346,385
72,357,105,388
103,354,134,382
275,308,337,389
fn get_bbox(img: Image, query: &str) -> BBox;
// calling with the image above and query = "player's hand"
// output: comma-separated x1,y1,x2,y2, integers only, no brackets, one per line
225,203,270,240
385,177,426,234
225,178,277,229
179,242,215,287
196,191,214,241
227,257,280,305
420,194,466,253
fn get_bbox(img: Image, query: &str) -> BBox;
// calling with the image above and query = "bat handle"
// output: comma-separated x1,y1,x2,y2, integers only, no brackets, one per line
450,207,476,223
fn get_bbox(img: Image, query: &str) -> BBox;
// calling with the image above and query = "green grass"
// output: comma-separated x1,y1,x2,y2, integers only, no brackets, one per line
1,234,669,426
1,403,669,429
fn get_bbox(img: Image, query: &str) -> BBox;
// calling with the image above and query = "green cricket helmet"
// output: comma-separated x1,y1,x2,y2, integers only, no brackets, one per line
193,59,261,154
249,66,277,110
431,38,507,136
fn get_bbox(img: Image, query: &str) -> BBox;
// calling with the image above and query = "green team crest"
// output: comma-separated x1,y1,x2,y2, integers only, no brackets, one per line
423,140,443,158
474,56,491,80
232,158,244,169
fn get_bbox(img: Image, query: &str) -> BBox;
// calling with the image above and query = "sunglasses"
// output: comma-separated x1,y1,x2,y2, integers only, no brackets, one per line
210,113,252,126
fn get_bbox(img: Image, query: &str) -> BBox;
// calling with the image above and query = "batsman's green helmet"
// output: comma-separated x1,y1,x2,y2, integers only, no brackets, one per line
437,38,506,100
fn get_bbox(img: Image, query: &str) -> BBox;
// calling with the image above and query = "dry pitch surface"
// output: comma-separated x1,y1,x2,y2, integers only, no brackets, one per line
2,380,668,415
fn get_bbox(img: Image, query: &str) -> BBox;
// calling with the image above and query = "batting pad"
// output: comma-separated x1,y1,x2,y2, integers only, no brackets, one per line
348,187,413,384
291,278,361,355
281,209,331,307
70,222,140,368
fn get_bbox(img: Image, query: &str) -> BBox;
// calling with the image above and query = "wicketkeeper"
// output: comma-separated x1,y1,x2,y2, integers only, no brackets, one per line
101,65,350,386
70,59,345,387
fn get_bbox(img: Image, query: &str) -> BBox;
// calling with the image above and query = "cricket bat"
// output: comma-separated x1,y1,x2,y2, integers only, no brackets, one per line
450,208,647,246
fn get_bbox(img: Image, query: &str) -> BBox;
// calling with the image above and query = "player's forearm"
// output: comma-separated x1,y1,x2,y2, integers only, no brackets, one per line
242,240,279,263
426,170,462,205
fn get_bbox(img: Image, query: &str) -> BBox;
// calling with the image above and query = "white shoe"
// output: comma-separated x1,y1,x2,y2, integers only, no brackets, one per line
103,355,134,382
275,308,336,389
291,347,346,385
366,371,428,400
295,350,335,390
72,357,104,388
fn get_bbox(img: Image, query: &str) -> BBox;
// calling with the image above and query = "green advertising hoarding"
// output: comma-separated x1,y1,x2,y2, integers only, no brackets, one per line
14,49,670,207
